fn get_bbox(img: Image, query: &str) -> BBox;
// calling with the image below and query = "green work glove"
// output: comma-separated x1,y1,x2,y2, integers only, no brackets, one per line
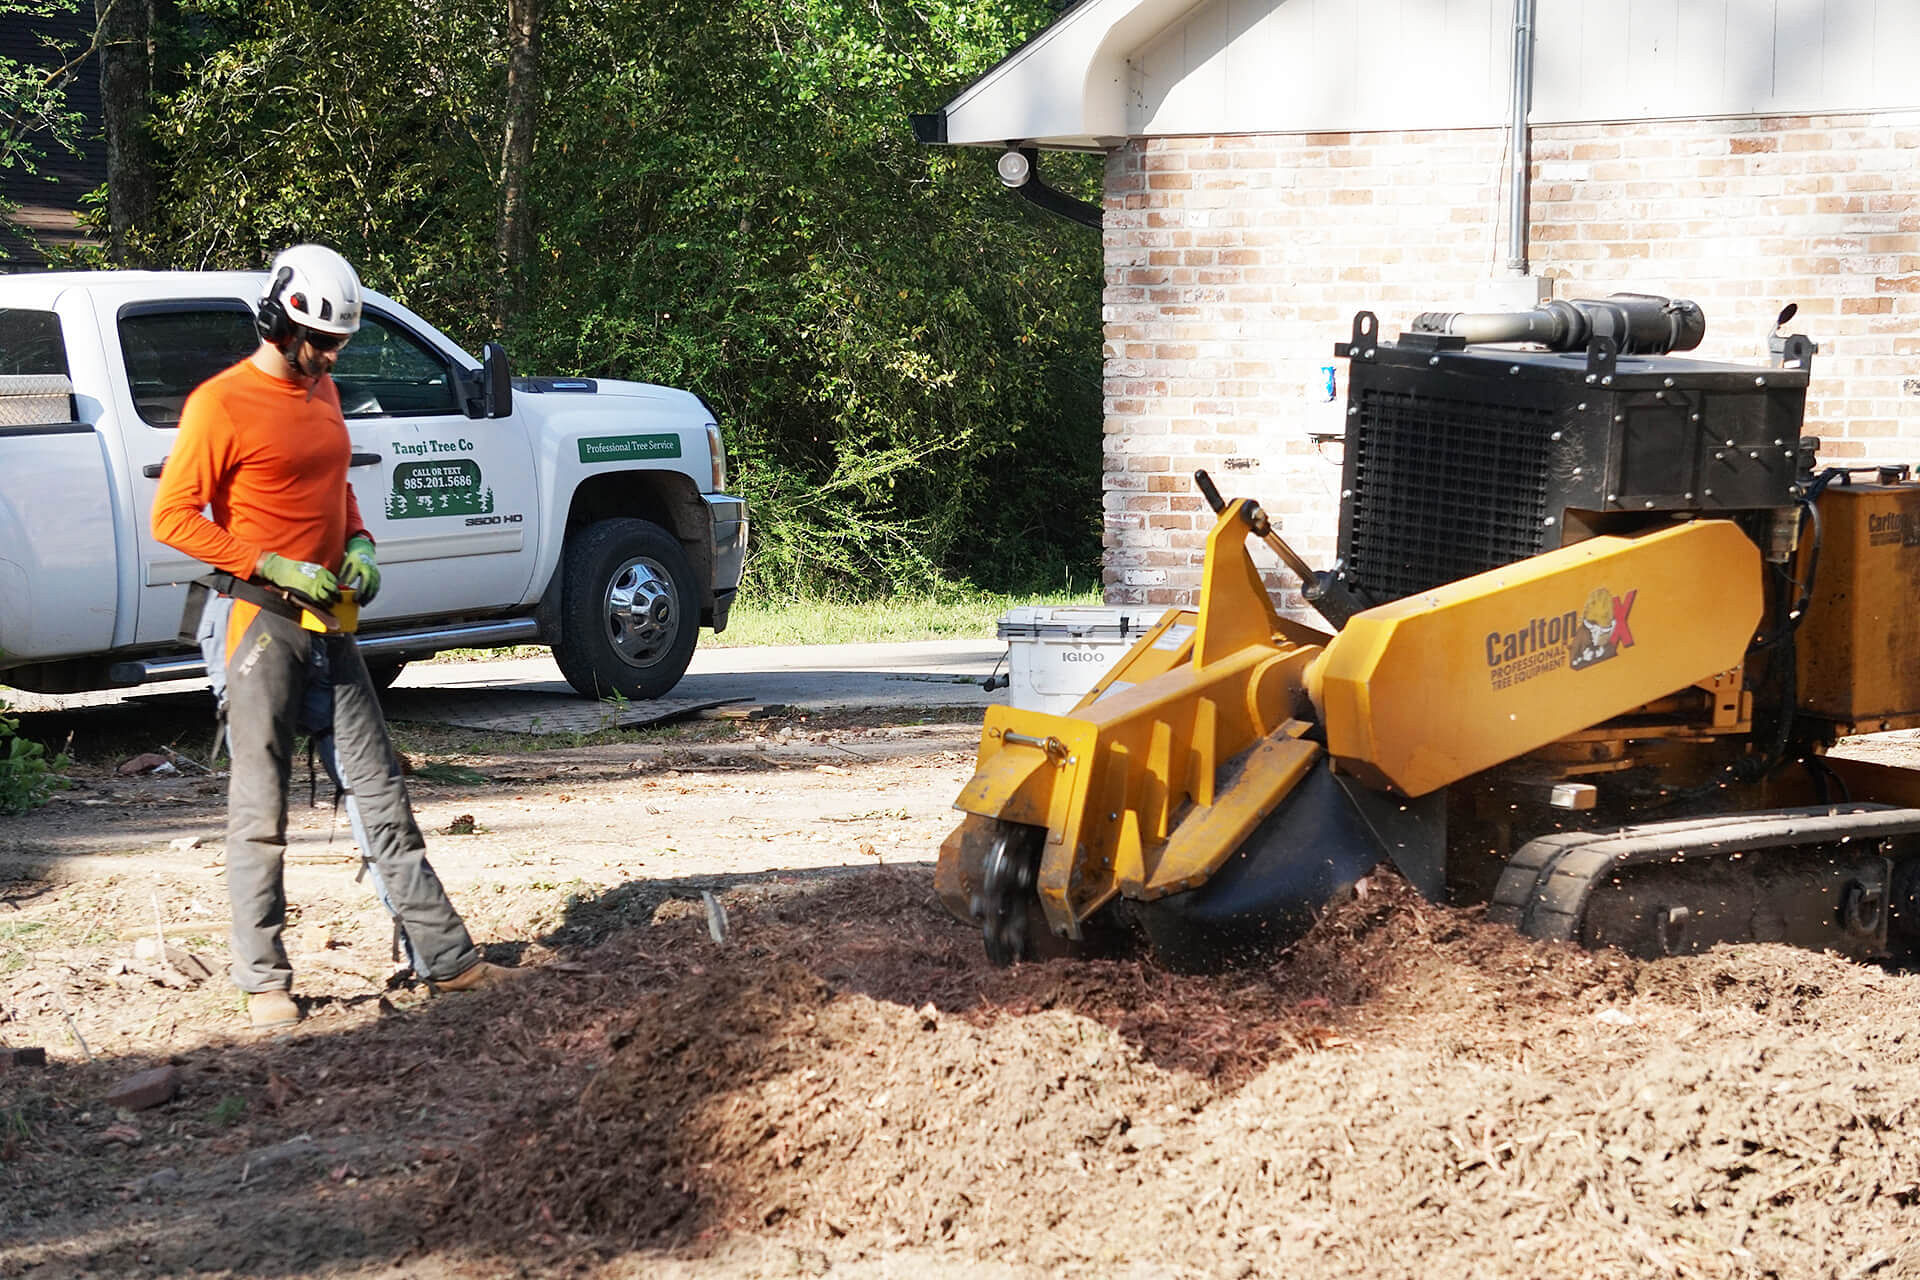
339,534,381,605
257,551,339,604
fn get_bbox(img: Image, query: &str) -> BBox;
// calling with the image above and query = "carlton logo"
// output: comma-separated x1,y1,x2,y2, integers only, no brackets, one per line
1484,586,1637,690
1867,510,1920,548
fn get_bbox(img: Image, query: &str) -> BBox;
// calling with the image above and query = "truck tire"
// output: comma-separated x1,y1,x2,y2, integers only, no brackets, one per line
553,517,699,702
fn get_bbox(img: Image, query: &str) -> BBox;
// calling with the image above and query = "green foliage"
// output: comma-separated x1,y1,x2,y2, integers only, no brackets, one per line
410,761,489,786
0,699,66,815
129,0,1104,600
716,585,1104,647
126,0,501,294
517,0,1106,599
0,919,49,973
0,0,89,253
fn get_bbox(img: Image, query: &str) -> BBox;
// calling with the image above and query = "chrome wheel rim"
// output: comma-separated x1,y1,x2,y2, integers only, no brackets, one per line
603,555,679,669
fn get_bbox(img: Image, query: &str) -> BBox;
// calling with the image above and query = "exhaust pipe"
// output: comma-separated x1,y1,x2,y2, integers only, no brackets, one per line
1505,0,1537,274
1411,293,1706,356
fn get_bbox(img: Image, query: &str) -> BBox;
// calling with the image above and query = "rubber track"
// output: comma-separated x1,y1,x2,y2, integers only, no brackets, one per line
1487,803,1920,944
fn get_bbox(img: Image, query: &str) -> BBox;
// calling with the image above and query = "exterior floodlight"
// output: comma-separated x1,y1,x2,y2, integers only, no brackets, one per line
982,144,1100,229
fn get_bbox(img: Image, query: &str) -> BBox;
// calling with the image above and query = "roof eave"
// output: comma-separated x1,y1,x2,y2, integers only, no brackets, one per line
926,0,1205,150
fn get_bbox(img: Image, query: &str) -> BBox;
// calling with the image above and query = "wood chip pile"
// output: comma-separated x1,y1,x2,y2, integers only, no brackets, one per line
440,870,1920,1278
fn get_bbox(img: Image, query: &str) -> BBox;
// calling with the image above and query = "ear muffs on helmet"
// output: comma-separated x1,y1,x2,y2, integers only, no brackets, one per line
255,266,296,345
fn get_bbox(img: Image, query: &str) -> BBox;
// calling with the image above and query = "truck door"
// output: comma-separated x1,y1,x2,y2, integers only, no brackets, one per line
106,296,263,647
328,307,539,622
105,296,538,644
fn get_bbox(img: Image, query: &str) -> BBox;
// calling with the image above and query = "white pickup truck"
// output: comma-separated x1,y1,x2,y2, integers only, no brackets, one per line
0,271,748,700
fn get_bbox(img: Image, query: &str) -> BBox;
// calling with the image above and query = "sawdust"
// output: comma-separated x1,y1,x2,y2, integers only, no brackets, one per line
439,872,1920,1280
7,709,1920,1279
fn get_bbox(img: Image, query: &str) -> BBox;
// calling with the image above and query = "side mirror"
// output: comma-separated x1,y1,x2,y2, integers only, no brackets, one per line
482,342,513,418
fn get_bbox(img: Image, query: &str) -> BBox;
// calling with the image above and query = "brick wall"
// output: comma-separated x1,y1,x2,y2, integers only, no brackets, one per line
1100,111,1920,608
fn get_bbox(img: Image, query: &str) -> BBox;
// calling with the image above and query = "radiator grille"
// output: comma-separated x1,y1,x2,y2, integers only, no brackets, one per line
1347,388,1555,602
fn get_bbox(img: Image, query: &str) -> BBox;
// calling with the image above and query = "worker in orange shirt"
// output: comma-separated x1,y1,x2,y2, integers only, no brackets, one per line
152,244,515,1031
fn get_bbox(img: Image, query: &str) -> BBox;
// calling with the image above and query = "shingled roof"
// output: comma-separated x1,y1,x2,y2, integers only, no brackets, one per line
0,8,105,267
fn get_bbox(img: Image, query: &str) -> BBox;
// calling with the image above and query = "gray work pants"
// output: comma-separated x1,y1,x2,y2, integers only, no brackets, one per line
206,600,479,993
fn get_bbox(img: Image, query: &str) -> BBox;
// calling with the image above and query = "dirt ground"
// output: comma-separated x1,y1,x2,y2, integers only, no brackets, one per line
5,694,1920,1279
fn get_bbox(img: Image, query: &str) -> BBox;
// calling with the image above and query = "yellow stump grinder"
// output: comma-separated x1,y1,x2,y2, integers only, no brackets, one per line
938,294,1920,970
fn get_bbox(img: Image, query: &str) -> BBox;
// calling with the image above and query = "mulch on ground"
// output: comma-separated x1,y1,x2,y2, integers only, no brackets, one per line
8,864,1920,1278
430,870,1920,1279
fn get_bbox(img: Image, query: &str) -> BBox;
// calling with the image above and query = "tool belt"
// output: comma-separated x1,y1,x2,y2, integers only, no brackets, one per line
177,571,352,643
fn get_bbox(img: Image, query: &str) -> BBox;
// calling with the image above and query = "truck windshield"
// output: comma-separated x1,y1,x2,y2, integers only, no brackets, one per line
118,305,258,427
0,308,70,377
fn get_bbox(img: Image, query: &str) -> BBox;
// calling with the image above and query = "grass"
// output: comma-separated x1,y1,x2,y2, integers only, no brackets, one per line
711,586,1104,648
409,761,489,785
423,645,549,664
420,586,1105,663
0,920,49,974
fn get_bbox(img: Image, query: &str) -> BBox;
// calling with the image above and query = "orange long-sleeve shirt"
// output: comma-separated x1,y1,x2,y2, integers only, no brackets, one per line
151,357,367,576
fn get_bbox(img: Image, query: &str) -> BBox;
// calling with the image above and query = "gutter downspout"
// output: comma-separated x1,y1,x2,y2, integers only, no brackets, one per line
1505,0,1537,274
1006,146,1098,230
908,116,1102,232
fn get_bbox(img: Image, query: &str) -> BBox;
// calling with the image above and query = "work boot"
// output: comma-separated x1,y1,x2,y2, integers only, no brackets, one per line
247,989,300,1030
427,961,522,994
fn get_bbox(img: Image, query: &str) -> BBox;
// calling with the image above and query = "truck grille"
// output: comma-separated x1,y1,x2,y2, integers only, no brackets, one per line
1346,388,1555,603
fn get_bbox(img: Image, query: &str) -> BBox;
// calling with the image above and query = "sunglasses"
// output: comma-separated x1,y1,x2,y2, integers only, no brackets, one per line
303,330,349,353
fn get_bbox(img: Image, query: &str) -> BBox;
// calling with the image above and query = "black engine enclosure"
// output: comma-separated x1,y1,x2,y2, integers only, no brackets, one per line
1328,313,1809,610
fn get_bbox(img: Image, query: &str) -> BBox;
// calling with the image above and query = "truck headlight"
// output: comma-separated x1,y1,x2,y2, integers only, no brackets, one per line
706,422,727,492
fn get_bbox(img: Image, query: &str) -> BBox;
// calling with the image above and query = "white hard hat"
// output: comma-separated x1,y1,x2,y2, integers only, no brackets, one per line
260,243,363,338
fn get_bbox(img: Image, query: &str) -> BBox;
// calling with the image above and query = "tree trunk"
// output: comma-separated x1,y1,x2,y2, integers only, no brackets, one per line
492,0,543,332
96,0,155,265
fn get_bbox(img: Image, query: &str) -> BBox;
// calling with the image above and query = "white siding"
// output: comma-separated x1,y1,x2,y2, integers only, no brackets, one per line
1535,0,1920,120
1131,0,1509,135
1128,0,1920,139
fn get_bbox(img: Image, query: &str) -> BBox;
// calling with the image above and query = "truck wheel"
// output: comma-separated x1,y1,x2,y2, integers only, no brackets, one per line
553,517,698,701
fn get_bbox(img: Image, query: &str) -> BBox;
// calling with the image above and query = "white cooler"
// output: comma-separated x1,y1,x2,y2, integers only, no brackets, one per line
997,606,1155,714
